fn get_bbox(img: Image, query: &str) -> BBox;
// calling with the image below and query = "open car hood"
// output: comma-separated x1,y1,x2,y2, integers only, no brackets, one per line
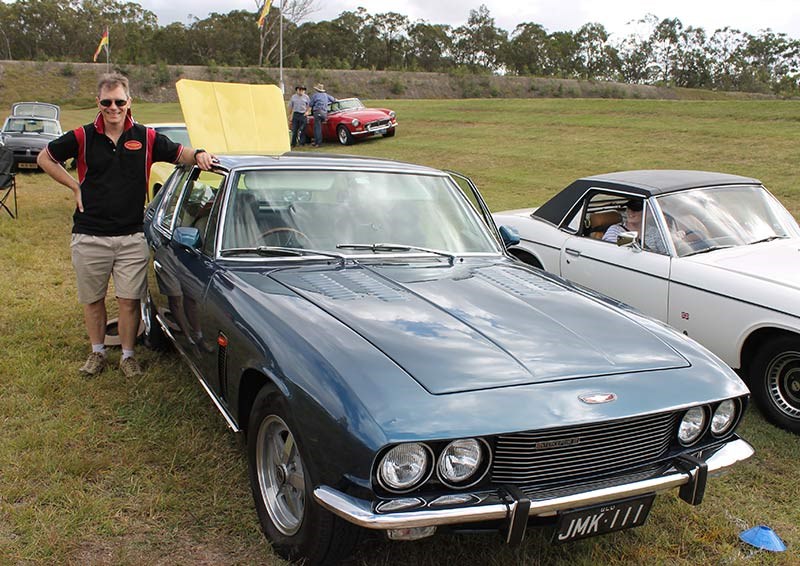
176,79,290,155
269,262,690,394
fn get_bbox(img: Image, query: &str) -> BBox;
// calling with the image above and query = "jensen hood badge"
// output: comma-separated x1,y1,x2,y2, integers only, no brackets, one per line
579,393,617,404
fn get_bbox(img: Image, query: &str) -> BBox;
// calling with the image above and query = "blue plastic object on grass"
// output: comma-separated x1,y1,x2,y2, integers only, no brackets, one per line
739,525,786,552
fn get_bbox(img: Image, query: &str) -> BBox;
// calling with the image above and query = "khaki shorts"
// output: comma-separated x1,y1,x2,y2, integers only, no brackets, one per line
70,233,148,304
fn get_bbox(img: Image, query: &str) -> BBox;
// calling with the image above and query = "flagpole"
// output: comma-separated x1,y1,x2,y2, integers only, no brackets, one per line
279,0,284,94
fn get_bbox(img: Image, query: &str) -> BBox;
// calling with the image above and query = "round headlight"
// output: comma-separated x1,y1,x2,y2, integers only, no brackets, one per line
678,406,707,445
437,439,483,485
351,119,360,127
389,111,396,119
711,400,737,436
379,443,430,492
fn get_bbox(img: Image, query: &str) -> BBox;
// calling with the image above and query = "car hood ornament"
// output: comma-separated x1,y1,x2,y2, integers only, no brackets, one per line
579,393,617,404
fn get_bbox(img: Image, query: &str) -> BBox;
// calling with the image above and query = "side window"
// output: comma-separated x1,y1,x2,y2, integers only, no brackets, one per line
582,192,626,240
175,170,226,247
157,167,192,232
642,204,668,254
447,172,495,231
200,190,224,257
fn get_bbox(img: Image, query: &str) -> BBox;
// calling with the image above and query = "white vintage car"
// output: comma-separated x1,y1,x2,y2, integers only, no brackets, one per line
493,170,800,434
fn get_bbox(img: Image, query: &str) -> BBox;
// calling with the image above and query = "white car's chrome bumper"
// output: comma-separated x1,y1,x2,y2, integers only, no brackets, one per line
314,438,753,533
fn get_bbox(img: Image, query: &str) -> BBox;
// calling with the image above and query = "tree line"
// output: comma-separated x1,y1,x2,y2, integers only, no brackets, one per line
1,1,798,95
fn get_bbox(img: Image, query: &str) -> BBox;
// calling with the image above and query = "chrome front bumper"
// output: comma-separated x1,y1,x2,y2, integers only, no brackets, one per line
353,122,396,136
314,438,753,532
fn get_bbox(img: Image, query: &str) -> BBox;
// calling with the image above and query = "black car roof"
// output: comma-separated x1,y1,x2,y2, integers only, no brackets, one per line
535,170,762,225
213,152,445,175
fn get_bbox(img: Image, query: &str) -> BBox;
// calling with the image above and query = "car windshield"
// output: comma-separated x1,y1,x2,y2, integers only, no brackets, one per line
220,169,501,256
332,99,364,111
2,117,60,135
657,185,797,257
156,126,190,146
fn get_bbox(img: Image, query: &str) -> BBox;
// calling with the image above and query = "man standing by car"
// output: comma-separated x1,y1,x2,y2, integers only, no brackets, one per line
37,73,215,378
309,83,336,147
287,85,310,147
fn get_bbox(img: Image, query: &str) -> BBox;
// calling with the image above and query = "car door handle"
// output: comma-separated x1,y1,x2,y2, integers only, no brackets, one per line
565,248,581,257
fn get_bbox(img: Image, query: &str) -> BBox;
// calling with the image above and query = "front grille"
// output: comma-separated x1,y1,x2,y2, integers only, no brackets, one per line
491,412,675,495
366,119,390,130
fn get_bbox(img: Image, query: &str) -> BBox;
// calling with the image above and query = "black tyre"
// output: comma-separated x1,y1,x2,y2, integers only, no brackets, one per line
247,386,359,565
750,336,800,434
383,127,396,138
140,294,169,351
336,125,354,145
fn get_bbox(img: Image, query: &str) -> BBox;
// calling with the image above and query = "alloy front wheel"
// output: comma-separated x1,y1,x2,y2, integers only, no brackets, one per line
750,336,800,434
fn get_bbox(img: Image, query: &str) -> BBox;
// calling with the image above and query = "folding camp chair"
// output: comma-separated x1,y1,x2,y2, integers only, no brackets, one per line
0,147,18,219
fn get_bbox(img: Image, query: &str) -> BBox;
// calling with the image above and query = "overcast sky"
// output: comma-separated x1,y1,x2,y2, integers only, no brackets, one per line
137,0,800,39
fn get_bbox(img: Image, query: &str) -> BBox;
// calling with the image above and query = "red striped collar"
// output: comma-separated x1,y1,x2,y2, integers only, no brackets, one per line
93,109,135,134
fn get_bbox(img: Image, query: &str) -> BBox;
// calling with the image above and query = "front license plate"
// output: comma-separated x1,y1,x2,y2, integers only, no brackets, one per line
17,162,37,169
553,494,655,544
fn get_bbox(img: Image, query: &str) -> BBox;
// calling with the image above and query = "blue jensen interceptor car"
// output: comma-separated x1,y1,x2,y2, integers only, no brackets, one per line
142,152,753,565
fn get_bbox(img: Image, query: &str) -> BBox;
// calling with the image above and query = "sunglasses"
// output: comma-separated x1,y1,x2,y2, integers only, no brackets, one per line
99,98,128,108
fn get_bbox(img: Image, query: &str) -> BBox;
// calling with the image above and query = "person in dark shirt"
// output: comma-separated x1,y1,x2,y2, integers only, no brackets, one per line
308,83,336,147
37,73,215,377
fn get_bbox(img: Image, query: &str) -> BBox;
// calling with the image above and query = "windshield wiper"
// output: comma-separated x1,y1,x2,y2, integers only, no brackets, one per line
683,244,735,257
336,243,457,264
748,235,787,245
220,246,347,263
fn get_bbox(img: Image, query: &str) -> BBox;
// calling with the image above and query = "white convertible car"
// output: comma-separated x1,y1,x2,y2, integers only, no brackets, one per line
493,170,800,434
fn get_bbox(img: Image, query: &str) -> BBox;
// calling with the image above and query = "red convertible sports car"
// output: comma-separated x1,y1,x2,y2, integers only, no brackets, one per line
304,97,397,145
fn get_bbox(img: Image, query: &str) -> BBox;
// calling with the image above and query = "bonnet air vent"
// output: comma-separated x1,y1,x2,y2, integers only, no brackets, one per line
475,266,566,298
299,271,408,302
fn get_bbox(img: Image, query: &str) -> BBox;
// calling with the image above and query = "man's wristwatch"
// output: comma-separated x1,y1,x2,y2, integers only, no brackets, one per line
194,148,207,159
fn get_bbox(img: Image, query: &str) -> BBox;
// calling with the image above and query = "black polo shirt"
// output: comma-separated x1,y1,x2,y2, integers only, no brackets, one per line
47,112,182,236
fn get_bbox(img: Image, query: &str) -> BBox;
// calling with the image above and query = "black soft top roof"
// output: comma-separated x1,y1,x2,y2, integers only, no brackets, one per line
534,170,761,225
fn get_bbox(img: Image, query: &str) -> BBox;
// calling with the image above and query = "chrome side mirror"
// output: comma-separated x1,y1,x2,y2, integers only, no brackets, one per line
616,230,640,248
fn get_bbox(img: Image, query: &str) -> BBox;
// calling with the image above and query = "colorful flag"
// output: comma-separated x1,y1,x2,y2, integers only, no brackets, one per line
93,27,109,62
257,0,273,29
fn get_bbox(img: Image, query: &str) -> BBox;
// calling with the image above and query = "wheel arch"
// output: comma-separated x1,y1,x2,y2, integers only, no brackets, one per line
507,246,544,269
238,367,286,437
739,326,800,377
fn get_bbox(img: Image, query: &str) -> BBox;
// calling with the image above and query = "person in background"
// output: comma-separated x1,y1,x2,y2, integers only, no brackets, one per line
287,85,310,147
37,72,216,378
308,83,336,147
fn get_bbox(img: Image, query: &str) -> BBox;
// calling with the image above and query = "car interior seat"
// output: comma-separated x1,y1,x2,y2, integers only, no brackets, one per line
587,210,622,239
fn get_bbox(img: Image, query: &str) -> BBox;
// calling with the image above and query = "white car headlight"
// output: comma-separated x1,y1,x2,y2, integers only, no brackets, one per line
378,443,431,492
351,119,360,127
711,400,737,436
678,406,707,445
389,111,396,119
437,439,483,485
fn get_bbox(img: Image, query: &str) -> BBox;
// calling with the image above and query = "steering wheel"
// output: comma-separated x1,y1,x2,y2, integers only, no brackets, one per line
260,227,312,248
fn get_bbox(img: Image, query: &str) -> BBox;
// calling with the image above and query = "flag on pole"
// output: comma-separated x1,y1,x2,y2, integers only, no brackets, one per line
93,27,109,62
257,0,273,29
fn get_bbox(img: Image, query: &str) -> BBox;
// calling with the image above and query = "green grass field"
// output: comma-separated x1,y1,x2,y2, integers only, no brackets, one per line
1,98,798,565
